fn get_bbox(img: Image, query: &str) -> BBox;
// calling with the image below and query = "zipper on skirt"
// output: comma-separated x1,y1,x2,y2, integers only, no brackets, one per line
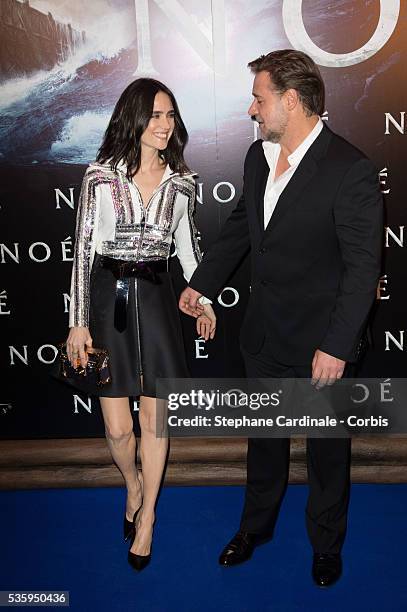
134,277,144,390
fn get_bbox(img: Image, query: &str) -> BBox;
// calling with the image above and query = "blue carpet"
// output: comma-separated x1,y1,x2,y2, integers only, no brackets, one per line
1,484,407,611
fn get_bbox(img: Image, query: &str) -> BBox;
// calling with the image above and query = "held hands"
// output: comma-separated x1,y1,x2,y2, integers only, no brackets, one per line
66,326,93,368
196,304,216,340
311,349,346,389
179,287,216,340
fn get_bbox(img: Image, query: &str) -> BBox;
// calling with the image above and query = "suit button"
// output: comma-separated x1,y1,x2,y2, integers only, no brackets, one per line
259,247,267,254
261,280,268,286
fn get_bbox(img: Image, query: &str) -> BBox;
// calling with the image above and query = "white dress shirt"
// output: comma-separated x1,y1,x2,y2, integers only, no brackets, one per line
262,118,323,229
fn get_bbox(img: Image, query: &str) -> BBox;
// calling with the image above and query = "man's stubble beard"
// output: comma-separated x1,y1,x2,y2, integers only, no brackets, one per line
262,111,288,143
263,129,283,143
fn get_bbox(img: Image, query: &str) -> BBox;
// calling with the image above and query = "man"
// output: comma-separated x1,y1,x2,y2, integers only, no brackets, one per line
179,50,383,586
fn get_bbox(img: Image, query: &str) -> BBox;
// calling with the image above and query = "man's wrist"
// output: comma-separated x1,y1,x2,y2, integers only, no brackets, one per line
318,344,349,362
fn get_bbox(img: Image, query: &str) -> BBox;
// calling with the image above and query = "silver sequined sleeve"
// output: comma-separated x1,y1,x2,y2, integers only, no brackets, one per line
68,166,101,327
173,179,212,305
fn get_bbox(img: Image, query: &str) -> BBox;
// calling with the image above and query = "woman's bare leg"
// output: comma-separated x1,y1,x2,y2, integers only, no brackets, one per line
100,397,143,521
130,395,168,556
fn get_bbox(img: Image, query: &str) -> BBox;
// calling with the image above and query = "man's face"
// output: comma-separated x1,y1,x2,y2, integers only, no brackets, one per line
248,70,288,143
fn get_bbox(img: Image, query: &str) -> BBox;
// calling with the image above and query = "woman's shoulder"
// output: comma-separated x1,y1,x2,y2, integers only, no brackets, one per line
85,160,115,173
169,168,198,195
81,160,118,183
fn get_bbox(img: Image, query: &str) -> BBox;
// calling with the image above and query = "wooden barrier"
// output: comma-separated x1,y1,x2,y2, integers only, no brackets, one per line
1,436,407,489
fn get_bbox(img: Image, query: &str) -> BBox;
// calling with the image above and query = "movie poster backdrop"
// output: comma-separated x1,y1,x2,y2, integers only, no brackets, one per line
0,0,405,438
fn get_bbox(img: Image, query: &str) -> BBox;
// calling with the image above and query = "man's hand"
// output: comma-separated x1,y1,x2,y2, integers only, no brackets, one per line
179,286,205,318
311,349,346,389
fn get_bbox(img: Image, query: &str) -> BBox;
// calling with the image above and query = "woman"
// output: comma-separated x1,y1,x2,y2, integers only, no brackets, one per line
66,78,216,571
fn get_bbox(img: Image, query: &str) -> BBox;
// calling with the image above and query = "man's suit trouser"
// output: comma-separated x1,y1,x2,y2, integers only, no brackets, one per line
239,335,351,554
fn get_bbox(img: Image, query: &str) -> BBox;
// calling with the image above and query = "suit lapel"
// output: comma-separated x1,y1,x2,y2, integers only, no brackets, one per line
264,155,317,233
255,159,269,230
261,124,332,236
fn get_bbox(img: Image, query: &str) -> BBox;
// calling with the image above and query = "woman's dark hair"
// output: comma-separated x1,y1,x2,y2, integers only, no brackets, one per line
248,49,325,117
97,78,190,178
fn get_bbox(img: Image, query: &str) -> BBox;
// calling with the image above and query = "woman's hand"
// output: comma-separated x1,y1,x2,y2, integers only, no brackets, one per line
66,326,93,368
196,304,216,341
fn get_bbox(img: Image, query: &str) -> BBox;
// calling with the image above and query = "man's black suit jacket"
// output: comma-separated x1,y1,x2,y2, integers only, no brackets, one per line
190,124,383,365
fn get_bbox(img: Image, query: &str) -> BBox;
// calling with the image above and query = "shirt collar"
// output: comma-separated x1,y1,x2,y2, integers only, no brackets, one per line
262,117,323,169
115,160,195,182
115,160,171,182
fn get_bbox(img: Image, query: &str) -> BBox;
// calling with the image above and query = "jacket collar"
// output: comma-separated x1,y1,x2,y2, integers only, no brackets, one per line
258,123,333,238
114,159,196,181
262,117,324,171
304,122,333,162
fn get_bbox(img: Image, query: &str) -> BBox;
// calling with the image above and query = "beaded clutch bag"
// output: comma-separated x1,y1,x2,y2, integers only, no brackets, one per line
54,343,111,393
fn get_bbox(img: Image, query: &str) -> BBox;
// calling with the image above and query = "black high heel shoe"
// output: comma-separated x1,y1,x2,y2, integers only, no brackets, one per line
123,506,141,542
127,520,153,571
128,545,152,572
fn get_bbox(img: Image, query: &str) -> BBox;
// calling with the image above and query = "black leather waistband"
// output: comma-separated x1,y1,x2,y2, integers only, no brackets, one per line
99,256,168,332
100,256,168,280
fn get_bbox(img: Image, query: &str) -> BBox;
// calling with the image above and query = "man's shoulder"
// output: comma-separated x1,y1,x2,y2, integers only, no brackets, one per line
244,138,264,166
322,128,379,190
325,127,374,170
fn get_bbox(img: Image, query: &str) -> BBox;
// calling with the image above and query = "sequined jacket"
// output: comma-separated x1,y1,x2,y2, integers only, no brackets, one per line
69,161,209,328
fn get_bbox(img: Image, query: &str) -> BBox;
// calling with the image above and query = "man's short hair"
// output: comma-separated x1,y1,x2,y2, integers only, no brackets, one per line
248,49,325,117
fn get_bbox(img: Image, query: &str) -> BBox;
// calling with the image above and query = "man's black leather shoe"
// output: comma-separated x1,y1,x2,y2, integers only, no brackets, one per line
218,531,257,566
312,553,342,587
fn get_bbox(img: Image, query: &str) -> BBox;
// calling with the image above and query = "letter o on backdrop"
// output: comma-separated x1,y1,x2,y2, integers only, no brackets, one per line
282,0,400,67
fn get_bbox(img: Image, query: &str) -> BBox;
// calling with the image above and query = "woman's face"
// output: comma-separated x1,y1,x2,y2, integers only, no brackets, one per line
141,91,175,152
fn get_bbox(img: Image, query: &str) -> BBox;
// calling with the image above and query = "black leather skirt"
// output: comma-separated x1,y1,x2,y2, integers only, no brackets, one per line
88,253,190,398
